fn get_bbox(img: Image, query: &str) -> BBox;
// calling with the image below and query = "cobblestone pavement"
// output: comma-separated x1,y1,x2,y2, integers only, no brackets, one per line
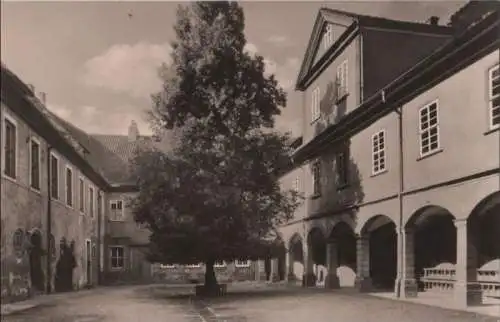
195,285,500,322
2,284,499,322
1,285,200,322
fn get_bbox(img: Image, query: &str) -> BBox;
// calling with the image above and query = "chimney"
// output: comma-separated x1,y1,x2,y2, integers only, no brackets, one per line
128,120,139,142
27,84,35,94
427,16,440,25
38,92,47,105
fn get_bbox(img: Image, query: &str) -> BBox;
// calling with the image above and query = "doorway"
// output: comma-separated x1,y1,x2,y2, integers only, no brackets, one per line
85,239,92,286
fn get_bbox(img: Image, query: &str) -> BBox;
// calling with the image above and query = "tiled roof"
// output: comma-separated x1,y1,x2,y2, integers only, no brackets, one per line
46,113,134,184
91,134,155,185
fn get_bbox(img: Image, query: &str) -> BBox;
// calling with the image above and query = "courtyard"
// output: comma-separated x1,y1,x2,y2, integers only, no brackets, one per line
2,283,499,322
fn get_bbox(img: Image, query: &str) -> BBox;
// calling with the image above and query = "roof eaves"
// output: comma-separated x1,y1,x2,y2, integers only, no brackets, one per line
1,67,111,190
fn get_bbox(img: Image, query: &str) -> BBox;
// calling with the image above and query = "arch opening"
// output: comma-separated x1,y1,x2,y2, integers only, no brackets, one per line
406,206,456,293
307,228,326,285
28,230,44,292
274,238,287,281
328,221,356,287
288,233,304,282
468,191,500,298
362,215,397,291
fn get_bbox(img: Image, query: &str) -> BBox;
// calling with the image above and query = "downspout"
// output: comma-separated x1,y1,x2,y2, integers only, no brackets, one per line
0,104,3,221
96,191,102,285
46,145,52,294
395,102,404,298
358,26,364,104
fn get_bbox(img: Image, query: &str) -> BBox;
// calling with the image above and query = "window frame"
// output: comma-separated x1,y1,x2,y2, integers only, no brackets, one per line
323,24,333,49
336,60,349,99
185,263,202,268
109,245,125,270
2,112,18,180
418,100,440,158
50,152,60,200
29,136,41,191
79,176,85,213
89,185,95,218
234,259,251,268
311,87,320,123
371,130,387,175
214,260,226,268
109,199,125,222
65,165,74,207
160,264,175,269
293,175,300,193
489,64,500,130
311,160,321,196
336,147,349,188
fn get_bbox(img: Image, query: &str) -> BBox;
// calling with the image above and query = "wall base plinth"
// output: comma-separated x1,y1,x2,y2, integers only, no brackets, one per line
302,273,316,287
454,282,483,308
354,276,372,292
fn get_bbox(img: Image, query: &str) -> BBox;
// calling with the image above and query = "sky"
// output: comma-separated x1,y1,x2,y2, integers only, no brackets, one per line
1,0,466,137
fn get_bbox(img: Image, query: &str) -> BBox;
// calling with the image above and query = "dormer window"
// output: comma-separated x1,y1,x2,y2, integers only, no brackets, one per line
323,24,333,49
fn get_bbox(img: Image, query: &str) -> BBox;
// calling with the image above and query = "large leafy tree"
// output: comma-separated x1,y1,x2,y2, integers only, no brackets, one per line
131,1,301,289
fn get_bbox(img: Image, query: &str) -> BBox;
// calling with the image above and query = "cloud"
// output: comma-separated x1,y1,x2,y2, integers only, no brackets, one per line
244,42,300,91
265,35,294,47
47,103,152,136
82,42,171,99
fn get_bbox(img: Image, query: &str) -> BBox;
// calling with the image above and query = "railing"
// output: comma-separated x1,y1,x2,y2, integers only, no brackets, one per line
422,263,456,292
421,261,500,297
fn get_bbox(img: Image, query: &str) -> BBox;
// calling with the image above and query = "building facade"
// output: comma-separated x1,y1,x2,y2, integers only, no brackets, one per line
279,1,499,309
0,62,263,302
1,69,105,301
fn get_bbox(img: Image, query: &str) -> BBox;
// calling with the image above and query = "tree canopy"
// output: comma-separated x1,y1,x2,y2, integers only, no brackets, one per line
131,1,302,287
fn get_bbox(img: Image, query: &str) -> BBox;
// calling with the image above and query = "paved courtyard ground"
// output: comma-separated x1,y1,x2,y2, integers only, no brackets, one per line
2,283,499,322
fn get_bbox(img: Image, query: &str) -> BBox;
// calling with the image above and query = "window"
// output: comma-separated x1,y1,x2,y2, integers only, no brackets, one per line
186,263,201,268
323,24,333,49
336,60,348,99
372,130,386,175
89,186,94,218
336,148,349,187
97,193,102,217
50,153,59,199
66,167,73,207
312,161,321,196
30,138,41,190
489,64,500,129
214,260,226,268
235,259,251,268
160,264,175,269
79,177,85,212
293,175,300,192
311,87,320,122
110,246,125,270
3,116,17,179
419,101,440,157
110,200,124,221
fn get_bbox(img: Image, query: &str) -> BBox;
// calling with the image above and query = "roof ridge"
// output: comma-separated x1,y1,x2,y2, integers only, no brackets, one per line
321,5,453,29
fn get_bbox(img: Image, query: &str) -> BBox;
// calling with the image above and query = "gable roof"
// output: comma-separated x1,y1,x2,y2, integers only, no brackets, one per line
293,8,499,164
1,64,110,190
295,7,454,91
49,114,135,185
1,63,171,190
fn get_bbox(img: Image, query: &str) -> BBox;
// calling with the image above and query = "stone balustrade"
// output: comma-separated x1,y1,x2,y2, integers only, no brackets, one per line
421,263,456,292
421,260,500,297
477,259,500,297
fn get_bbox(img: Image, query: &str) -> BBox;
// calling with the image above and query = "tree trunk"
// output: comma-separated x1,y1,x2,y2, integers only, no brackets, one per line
204,259,218,289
